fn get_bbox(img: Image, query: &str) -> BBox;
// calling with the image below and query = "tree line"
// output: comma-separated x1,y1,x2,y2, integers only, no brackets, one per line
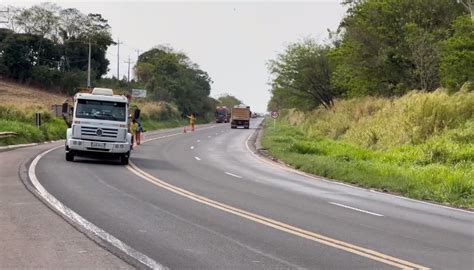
0,3,224,120
0,3,113,93
268,0,473,111
134,46,245,118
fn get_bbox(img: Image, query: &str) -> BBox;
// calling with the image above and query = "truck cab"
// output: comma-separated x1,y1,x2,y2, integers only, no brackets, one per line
65,88,132,165
215,106,229,123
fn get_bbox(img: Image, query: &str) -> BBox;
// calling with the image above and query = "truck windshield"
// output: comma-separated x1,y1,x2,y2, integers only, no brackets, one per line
75,99,126,122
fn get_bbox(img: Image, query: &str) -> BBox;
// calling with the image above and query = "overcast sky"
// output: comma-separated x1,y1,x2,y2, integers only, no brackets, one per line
4,0,347,112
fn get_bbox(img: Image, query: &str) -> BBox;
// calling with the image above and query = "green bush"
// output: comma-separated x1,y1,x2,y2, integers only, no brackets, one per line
0,119,45,145
31,65,62,90
0,107,67,145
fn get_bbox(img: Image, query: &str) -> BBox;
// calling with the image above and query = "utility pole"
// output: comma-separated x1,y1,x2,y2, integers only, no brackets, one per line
87,38,91,88
116,37,123,79
0,7,9,26
135,49,140,81
124,56,134,82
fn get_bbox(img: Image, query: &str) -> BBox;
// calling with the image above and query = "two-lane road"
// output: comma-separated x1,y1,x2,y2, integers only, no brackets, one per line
33,120,473,269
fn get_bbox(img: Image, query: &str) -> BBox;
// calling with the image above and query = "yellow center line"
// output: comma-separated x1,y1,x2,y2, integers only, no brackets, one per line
127,162,429,270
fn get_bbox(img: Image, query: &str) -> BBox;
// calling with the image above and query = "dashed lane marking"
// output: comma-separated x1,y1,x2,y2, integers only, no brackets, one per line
225,172,242,179
329,202,384,217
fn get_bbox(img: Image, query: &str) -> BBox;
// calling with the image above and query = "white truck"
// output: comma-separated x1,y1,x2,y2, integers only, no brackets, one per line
65,88,132,165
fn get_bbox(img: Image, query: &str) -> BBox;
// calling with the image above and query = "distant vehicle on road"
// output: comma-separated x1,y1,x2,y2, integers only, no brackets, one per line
65,88,132,165
231,105,251,129
215,106,229,123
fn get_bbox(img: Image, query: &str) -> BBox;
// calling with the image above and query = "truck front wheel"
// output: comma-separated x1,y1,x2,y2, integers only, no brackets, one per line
120,153,130,165
65,151,74,162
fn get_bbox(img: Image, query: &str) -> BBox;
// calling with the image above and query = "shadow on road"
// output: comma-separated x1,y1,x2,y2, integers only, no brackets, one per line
131,157,179,171
72,157,123,166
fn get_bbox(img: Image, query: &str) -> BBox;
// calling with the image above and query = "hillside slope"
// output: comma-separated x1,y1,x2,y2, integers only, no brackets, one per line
0,80,66,109
0,80,185,146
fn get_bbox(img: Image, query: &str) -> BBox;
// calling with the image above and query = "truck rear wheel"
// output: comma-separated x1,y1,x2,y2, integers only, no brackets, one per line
65,152,74,162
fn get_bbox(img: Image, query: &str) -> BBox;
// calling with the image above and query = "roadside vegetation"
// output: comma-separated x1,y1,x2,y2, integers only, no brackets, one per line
263,90,473,208
0,81,67,145
264,0,473,208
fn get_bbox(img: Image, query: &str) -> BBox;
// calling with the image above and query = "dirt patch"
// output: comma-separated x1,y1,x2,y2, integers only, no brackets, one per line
0,80,66,109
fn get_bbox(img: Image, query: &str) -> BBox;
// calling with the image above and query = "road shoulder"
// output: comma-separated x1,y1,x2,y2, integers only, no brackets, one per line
0,143,133,269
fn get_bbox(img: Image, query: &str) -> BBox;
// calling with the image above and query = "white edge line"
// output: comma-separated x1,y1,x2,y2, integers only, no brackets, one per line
244,126,474,215
28,146,165,270
194,156,201,161
329,202,384,217
225,172,242,179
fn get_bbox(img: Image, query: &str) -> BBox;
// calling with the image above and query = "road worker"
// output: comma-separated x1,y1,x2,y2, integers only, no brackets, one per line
131,119,139,146
187,112,196,132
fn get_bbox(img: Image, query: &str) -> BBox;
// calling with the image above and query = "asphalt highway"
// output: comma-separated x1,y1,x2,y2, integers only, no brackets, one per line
33,119,474,269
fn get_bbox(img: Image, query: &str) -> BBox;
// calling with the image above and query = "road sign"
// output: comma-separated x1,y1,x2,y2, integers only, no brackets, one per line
132,89,147,98
271,111,279,119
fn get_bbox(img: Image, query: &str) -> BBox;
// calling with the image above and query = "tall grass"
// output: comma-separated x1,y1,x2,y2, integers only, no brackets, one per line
133,100,180,121
286,90,473,149
263,90,474,208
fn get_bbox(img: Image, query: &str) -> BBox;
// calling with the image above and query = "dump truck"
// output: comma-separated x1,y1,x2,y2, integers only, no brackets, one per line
65,88,133,165
230,105,251,129
215,106,229,123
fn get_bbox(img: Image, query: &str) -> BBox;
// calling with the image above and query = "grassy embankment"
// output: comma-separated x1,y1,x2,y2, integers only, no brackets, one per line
0,81,67,145
262,89,473,208
0,81,188,146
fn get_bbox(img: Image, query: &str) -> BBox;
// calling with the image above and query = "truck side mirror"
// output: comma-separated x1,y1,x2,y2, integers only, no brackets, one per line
134,108,141,119
62,103,68,113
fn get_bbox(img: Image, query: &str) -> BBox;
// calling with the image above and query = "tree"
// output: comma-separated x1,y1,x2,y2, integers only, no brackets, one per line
440,15,474,90
268,39,334,110
9,4,113,79
137,46,214,117
0,4,114,91
217,94,242,108
332,0,467,96
58,8,86,41
14,3,60,41
135,62,155,84
405,23,440,91
0,33,60,81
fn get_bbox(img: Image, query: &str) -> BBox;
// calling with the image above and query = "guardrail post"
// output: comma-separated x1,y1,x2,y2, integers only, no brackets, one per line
35,113,42,128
